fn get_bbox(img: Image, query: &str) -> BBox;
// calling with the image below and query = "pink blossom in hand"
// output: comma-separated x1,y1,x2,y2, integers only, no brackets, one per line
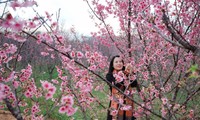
113,74,123,83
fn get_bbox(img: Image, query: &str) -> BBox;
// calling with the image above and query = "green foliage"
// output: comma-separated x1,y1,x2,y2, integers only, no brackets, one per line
189,64,198,73
188,64,199,79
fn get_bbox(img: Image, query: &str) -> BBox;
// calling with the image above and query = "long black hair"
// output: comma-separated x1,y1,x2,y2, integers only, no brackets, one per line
108,55,125,74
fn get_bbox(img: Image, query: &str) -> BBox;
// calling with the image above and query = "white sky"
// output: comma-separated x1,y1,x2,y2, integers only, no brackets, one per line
3,0,176,36
8,0,99,36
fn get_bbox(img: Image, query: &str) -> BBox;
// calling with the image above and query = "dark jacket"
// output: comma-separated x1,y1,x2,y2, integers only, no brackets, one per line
106,73,138,120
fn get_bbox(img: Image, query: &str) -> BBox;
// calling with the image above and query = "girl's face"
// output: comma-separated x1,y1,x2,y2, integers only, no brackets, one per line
113,57,123,71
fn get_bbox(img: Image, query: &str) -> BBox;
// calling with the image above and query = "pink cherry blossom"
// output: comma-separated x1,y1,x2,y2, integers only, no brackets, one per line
28,21,36,28
41,81,51,89
85,51,91,58
10,1,20,10
41,52,49,56
31,103,40,115
61,95,74,106
110,109,118,116
6,44,17,54
161,106,167,117
48,86,56,94
45,92,53,100
51,79,59,84
66,107,77,116
22,0,37,7
113,73,123,83
133,112,142,118
19,64,32,82
17,55,22,61
5,71,15,82
59,106,67,114
188,109,194,119
70,51,76,58
12,21,24,31
120,105,132,111
41,81,56,99
5,13,13,21
88,65,97,71
161,98,168,105
12,81,19,88
24,91,32,98
77,51,84,58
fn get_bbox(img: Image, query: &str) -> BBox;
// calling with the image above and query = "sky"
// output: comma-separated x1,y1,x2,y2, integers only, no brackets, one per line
8,0,99,35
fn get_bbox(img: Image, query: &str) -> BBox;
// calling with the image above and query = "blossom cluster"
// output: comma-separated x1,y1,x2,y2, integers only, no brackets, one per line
24,79,38,98
40,81,57,100
59,95,77,116
0,43,17,65
113,71,126,83
19,64,32,82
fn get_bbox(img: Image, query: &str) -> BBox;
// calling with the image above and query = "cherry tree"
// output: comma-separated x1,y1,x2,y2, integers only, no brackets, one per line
0,0,200,120
0,0,109,119
82,0,200,119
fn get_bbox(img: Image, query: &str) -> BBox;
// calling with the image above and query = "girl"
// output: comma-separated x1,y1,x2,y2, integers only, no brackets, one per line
106,55,140,120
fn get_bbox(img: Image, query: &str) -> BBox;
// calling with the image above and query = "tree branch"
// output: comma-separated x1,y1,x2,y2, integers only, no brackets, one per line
162,10,200,57
3,98,23,120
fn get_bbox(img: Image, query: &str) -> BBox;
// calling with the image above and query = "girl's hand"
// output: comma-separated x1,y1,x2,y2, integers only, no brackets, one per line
125,63,132,74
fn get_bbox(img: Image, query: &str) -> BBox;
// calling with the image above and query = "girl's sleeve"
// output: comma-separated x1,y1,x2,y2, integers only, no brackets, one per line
106,73,115,83
130,80,138,87
130,80,141,92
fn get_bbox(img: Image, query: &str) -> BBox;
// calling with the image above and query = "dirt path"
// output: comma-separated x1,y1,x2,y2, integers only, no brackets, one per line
0,110,16,120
